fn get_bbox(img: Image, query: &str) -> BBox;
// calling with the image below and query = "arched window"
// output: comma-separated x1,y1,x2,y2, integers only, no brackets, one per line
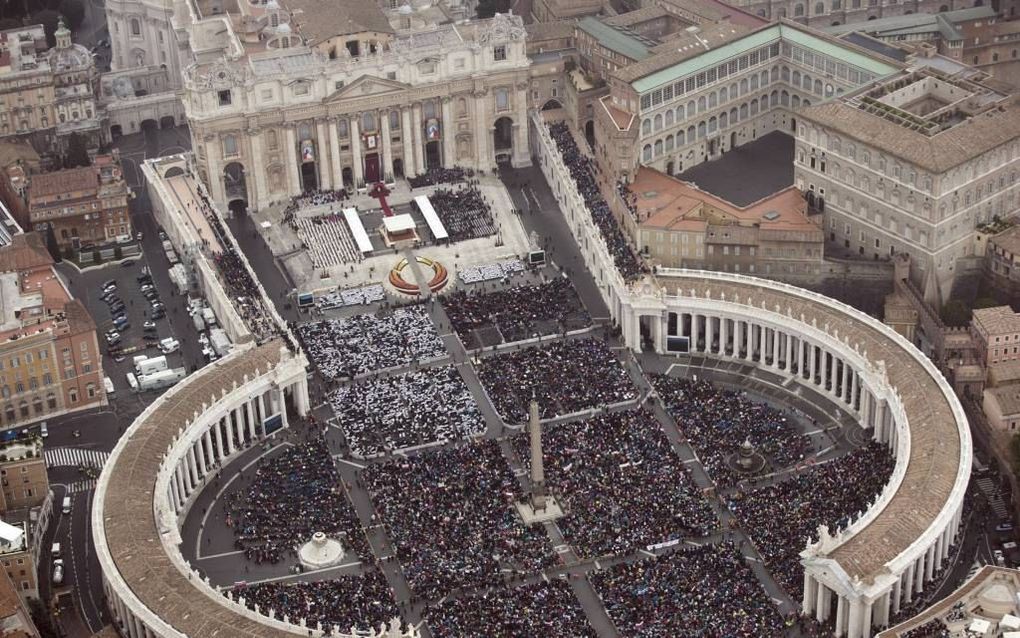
794,3,805,15
792,95,801,108
390,111,400,130
642,144,652,162
781,91,790,106
720,111,728,128
698,96,707,112
719,87,728,102
708,116,718,133
740,103,749,119
729,107,738,122
676,106,685,121
458,98,468,116
793,71,801,85
46,394,56,410
665,134,674,151
770,90,779,107
708,92,718,108
642,119,652,136
782,66,791,82
687,101,696,118
750,99,759,115
338,119,349,138
665,110,674,127
131,18,141,36
803,74,813,90
654,114,663,131
814,79,823,94
654,139,663,156
32,396,41,413
697,121,706,139
362,112,376,131
4,405,12,423
815,1,824,12
686,125,696,141
677,129,686,145
739,79,748,95
771,67,780,82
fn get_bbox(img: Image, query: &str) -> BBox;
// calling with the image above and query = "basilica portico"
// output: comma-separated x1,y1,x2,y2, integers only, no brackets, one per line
181,12,532,213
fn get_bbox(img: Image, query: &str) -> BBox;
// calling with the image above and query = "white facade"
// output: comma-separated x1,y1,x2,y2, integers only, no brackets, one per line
182,13,532,212
106,0,185,86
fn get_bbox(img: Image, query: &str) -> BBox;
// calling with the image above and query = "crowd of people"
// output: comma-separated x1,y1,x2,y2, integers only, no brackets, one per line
362,441,558,601
294,212,365,268
408,166,470,189
282,188,351,223
547,121,646,281
426,185,496,242
728,442,895,597
651,376,810,487
589,543,787,637
424,579,595,638
901,618,950,638
222,436,369,564
476,337,637,423
442,278,591,347
296,305,446,379
314,284,386,311
457,259,525,285
328,365,485,457
512,409,717,558
229,569,402,634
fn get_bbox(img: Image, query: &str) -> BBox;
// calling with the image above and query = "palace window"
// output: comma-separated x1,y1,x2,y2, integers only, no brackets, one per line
493,45,507,61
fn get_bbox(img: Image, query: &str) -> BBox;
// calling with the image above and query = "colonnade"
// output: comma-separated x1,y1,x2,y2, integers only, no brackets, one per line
166,385,287,515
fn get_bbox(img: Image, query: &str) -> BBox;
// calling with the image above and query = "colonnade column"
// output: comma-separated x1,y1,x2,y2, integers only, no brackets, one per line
850,371,859,412
847,599,862,638
862,599,874,638
316,119,332,191
772,329,781,368
803,572,818,616
744,321,753,357
829,355,839,395
706,316,715,354
842,363,851,404
283,125,302,197
809,344,817,382
174,466,186,507
187,446,199,486
691,314,700,351
836,595,847,637
246,400,257,440
904,562,915,603
350,116,363,187
401,107,416,176
815,580,829,621
223,417,235,455
204,430,215,468
787,334,795,371
381,110,394,181
720,317,729,355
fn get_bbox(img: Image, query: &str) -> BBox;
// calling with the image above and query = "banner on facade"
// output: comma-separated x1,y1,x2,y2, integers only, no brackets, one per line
425,118,441,141
364,133,379,150
300,139,315,163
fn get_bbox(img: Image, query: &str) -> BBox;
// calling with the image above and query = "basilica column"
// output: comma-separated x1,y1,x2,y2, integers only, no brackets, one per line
327,118,343,188
381,110,394,181
316,120,332,191
412,102,426,173
248,130,268,209
350,115,364,188
283,125,302,196
441,97,455,168
473,91,490,171
400,107,416,176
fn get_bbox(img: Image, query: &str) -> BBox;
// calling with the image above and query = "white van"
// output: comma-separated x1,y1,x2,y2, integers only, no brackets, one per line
126,372,138,392
51,543,60,558
61,496,71,514
104,377,115,396
159,338,180,354
39,422,47,438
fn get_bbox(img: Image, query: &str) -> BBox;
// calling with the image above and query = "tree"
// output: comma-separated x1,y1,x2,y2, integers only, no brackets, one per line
57,0,83,30
29,9,60,47
475,0,511,19
63,132,89,168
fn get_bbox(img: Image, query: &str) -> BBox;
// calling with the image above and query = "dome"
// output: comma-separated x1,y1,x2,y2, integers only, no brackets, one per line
265,0,279,7
276,22,291,34
47,43,91,73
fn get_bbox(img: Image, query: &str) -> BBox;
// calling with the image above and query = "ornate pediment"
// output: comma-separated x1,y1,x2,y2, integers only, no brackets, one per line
326,75,409,102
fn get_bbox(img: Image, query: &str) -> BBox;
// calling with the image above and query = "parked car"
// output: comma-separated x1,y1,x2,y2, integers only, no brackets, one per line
996,523,1014,533
52,559,64,585
121,259,135,268
143,320,156,330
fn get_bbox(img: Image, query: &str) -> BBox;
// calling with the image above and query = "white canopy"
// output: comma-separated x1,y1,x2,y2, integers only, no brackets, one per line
414,195,448,240
382,214,416,234
343,208,373,253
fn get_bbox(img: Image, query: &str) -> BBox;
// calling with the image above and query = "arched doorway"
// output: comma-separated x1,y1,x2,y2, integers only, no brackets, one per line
140,119,158,132
730,131,737,150
542,99,563,111
342,167,353,189
584,120,595,150
111,125,123,138
224,162,248,205
493,117,514,164
666,160,675,176
228,199,247,216
790,117,797,133
393,158,404,179
160,115,176,129
164,166,184,178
